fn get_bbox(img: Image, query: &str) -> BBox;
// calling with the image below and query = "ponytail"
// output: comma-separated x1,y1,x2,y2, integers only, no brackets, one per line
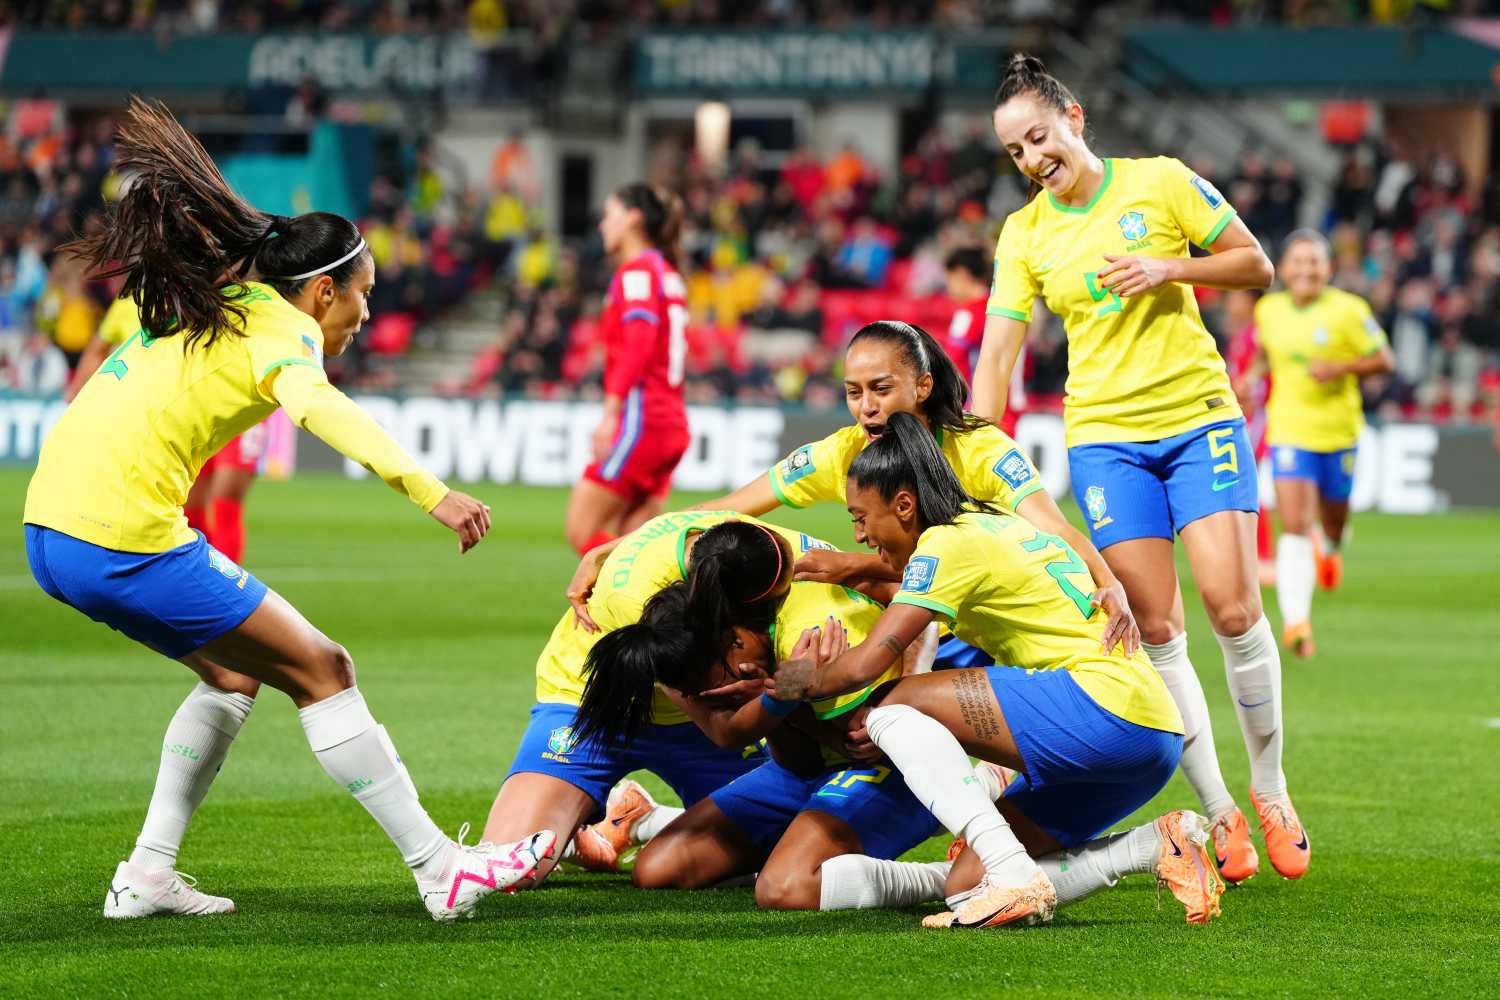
64,97,370,350
576,583,711,748
848,320,986,436
615,181,684,269
848,411,995,528
686,520,788,644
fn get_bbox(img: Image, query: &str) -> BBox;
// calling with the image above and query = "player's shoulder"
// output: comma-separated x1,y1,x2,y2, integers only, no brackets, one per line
615,254,665,303
1324,286,1370,314
236,283,321,340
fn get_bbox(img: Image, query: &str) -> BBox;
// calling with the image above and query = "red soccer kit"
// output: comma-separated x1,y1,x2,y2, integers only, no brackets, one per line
944,295,1026,437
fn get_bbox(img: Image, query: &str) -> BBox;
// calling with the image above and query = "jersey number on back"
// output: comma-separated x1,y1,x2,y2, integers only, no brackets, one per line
1019,531,1096,619
99,327,158,381
666,304,688,387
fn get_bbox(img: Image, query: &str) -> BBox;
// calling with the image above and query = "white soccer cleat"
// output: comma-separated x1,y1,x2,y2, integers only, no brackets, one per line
418,825,556,922
102,860,236,918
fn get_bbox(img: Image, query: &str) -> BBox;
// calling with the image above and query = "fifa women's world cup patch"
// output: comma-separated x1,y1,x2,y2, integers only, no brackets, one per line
993,449,1035,489
1190,174,1224,209
544,726,579,762
901,556,939,594
1085,486,1113,530
781,445,816,485
799,533,834,552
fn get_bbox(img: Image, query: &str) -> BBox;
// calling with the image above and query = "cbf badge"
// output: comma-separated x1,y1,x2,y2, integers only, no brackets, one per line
1118,211,1147,242
545,726,578,761
781,445,816,485
206,548,247,584
1085,486,1113,529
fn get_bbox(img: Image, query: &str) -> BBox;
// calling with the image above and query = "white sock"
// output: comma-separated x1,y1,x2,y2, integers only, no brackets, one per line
1143,633,1236,820
972,762,1006,802
299,687,449,878
1275,533,1316,626
865,704,1037,885
1036,822,1161,908
818,855,951,910
130,682,255,871
1217,616,1287,798
632,804,684,844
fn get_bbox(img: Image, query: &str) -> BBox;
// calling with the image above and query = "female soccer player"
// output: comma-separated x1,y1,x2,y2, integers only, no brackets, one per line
22,99,552,922
567,319,1140,665
768,413,1221,928
969,54,1304,883
1243,230,1394,657
564,183,691,555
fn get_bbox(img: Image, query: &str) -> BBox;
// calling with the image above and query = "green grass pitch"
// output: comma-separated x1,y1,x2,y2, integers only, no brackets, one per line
1,468,1497,998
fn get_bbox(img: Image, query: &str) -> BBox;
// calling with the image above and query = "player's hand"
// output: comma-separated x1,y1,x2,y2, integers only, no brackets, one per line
1098,254,1173,297
1091,582,1141,656
1308,359,1342,383
591,413,619,463
793,549,851,584
429,490,491,554
566,548,607,633
842,707,883,764
791,617,846,668
695,676,771,707
769,657,816,702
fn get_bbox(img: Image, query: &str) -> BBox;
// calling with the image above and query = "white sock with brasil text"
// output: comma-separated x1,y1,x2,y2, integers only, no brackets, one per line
130,682,255,871
299,687,449,881
865,703,1038,887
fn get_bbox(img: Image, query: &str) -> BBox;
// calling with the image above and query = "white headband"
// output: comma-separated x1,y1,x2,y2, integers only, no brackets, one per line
272,239,367,282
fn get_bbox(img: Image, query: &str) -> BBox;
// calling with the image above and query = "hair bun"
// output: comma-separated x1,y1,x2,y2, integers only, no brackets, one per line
1005,52,1048,79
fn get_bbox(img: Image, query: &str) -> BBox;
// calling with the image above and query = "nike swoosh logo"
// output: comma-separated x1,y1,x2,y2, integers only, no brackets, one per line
814,789,849,800
1167,834,1183,858
1237,697,1271,709
1294,832,1309,851
1035,258,1059,274
1211,478,1240,492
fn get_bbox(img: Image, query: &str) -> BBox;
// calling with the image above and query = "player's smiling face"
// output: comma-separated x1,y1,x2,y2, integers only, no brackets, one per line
843,338,932,442
318,254,375,357
846,480,920,570
993,93,1088,199
1281,238,1331,303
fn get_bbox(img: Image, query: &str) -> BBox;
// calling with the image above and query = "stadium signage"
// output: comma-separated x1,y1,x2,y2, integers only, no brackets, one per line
247,35,481,93
634,31,1003,96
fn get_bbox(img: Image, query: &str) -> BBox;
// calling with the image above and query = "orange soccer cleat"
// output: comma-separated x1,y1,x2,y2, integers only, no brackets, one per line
1251,788,1310,880
1154,811,1225,925
1209,807,1260,884
571,779,657,873
948,870,1057,929
1316,549,1343,591
1283,621,1315,659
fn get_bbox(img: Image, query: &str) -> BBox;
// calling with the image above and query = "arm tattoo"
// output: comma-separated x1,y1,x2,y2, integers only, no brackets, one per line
879,635,905,663
951,668,1001,742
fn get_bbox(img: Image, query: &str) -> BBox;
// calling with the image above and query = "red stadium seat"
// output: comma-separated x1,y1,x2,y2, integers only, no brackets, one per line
365,313,415,355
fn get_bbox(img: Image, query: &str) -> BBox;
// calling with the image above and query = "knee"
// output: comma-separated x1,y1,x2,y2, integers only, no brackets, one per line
1202,593,1262,637
1138,619,1180,647
631,841,703,891
754,866,819,911
318,641,357,690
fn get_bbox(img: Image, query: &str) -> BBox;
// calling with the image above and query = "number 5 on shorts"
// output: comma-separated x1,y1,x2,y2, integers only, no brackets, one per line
1207,426,1238,476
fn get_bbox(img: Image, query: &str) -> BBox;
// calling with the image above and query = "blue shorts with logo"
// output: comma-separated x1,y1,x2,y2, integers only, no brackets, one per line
24,524,268,659
1270,444,1357,501
710,757,942,861
505,702,768,815
1068,417,1260,549
987,665,1182,848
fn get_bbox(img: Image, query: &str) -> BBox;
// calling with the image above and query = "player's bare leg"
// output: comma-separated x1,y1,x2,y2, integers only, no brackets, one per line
481,772,597,887
564,478,634,554
1316,494,1351,591
631,798,764,890
1273,477,1318,655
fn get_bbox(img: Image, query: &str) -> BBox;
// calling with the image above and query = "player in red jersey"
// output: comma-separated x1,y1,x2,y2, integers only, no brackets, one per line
943,247,1025,436
183,423,267,564
566,183,692,555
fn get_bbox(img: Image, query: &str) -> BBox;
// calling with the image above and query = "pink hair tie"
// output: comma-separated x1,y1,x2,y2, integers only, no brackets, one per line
747,523,785,602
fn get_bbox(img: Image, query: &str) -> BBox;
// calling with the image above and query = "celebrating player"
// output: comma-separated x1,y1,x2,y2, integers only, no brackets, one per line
565,183,691,555
970,54,1305,883
1244,230,1395,657
567,319,1139,670
943,246,1026,437
22,99,552,922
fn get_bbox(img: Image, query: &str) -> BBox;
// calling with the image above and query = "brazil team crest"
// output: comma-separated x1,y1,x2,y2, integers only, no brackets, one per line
207,548,245,581
1084,486,1111,528
1118,211,1147,243
546,726,578,759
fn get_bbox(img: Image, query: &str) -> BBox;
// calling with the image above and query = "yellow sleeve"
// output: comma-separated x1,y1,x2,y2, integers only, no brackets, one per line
889,526,979,622
956,426,1043,510
985,215,1038,322
96,297,141,345
768,427,859,508
1340,295,1387,357
1158,157,1237,249
267,363,448,512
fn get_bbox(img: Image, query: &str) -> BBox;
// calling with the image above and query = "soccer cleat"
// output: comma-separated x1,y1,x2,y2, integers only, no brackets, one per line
921,910,959,929
1251,788,1310,880
418,826,556,922
1316,550,1343,591
102,861,235,918
572,779,657,873
1209,807,1259,884
950,870,1057,929
1283,621,1315,659
1154,811,1225,925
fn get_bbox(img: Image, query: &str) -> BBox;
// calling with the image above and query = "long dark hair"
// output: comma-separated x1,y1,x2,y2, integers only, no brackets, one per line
575,583,720,748
615,181,684,269
993,54,1083,202
63,97,368,349
848,411,996,529
847,320,987,436
685,520,787,646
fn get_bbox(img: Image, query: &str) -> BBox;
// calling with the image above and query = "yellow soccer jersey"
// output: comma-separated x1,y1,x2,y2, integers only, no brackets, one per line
769,579,891,721
534,510,833,725
24,282,444,552
97,295,142,346
769,422,1042,512
890,511,1182,734
988,157,1242,447
1256,287,1386,452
